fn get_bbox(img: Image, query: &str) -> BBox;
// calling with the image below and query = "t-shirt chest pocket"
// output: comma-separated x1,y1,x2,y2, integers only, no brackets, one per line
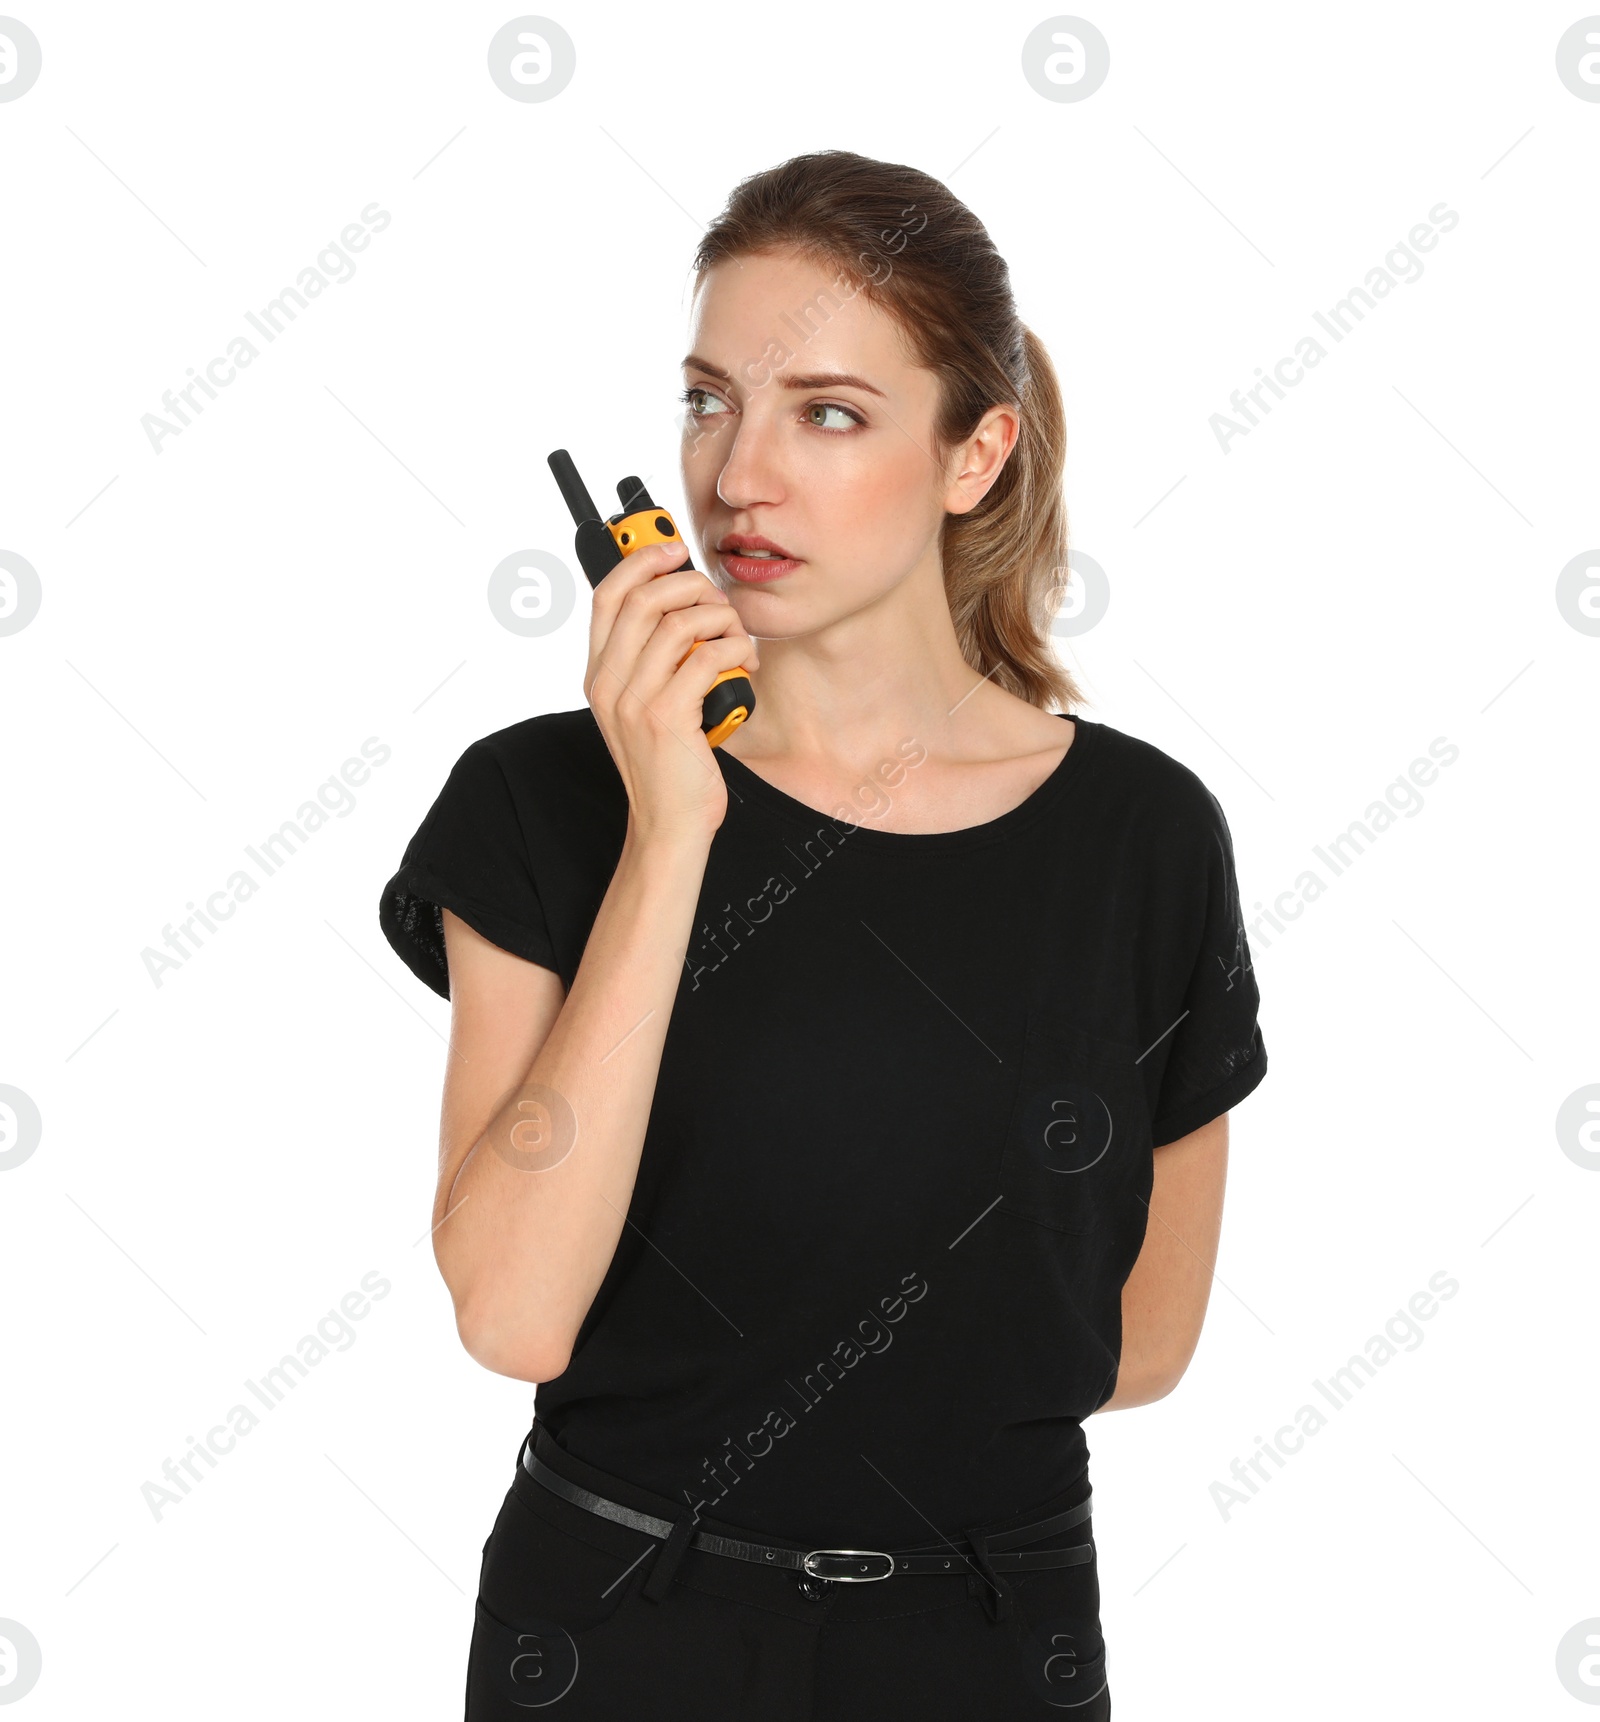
994,1011,1152,1236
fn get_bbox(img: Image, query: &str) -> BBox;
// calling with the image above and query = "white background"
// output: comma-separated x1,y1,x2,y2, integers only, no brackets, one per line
3,2,1597,1716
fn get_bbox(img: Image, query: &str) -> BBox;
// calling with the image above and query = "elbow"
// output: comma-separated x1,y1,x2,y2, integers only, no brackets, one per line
457,1304,572,1385
1115,1352,1188,1410
437,1241,575,1384
1152,1344,1198,1400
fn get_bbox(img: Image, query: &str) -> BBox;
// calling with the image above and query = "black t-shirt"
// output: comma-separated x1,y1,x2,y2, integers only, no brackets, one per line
379,707,1267,1546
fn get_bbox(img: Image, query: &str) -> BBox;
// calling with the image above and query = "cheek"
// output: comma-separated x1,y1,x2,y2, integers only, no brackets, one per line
801,440,930,549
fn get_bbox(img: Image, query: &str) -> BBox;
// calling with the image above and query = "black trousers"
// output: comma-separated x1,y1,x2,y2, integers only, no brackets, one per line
466,1423,1111,1719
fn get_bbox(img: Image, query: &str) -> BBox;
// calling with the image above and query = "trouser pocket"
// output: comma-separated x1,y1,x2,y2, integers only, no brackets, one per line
1009,1527,1109,1714
468,1475,659,1716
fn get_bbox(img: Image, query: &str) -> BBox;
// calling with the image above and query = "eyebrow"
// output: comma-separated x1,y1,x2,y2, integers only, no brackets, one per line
682,354,887,400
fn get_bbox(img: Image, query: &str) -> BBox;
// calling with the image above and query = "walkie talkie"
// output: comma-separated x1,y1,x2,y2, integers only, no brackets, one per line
547,448,755,748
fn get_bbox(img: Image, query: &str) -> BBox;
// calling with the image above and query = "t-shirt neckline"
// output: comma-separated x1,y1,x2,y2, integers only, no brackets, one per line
714,711,1097,855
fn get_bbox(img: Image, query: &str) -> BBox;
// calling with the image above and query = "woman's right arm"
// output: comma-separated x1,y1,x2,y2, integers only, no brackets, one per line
434,825,712,1383
430,536,757,1383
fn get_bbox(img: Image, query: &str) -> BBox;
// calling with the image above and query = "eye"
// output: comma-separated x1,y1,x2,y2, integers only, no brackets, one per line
805,401,865,432
679,385,728,417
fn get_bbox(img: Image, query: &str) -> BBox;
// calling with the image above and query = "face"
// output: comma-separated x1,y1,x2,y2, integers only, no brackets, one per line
679,248,1015,637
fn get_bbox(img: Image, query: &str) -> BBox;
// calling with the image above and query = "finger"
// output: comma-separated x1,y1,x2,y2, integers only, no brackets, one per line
667,632,761,707
601,567,728,681
590,540,694,658
685,596,758,669
630,592,756,693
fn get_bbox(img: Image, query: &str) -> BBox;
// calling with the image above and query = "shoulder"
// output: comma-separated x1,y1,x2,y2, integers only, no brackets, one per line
449,708,628,861
455,706,620,811
1076,715,1230,844
469,705,607,776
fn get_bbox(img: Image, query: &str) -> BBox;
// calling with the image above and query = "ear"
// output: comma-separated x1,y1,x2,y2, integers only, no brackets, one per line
942,404,1021,516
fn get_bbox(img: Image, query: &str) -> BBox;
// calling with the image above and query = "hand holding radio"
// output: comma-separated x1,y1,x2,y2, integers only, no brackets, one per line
548,450,760,844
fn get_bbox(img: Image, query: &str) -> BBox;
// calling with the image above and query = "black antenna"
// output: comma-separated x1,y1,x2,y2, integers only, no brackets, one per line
546,448,623,588
547,449,599,525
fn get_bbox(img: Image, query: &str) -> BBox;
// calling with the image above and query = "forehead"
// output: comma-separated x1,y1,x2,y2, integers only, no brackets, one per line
686,249,918,383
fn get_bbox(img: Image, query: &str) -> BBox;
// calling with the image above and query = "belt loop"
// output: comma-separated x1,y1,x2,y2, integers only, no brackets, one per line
641,1512,696,1603
965,1525,1014,1624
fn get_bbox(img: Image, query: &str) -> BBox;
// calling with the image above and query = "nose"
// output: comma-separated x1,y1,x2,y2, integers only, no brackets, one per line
712,412,786,514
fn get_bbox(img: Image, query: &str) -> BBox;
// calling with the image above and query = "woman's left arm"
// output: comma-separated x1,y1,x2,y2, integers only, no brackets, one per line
1094,1113,1230,1412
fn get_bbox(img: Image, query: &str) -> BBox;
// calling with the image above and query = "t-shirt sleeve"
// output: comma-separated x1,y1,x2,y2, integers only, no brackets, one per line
378,737,559,1001
1148,785,1268,1147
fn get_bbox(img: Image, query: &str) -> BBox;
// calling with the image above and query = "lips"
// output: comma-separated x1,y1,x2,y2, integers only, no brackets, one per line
718,533,798,560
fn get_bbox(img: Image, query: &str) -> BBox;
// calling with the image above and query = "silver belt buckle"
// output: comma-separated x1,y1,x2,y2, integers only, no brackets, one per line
802,1548,896,1582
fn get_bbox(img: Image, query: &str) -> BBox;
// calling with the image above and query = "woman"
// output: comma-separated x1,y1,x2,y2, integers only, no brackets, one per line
379,149,1268,1720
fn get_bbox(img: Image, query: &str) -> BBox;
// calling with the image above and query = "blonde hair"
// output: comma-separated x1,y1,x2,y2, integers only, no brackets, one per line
691,149,1082,714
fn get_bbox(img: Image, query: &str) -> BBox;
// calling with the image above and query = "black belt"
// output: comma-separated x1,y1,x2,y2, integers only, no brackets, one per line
521,1440,1093,1586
